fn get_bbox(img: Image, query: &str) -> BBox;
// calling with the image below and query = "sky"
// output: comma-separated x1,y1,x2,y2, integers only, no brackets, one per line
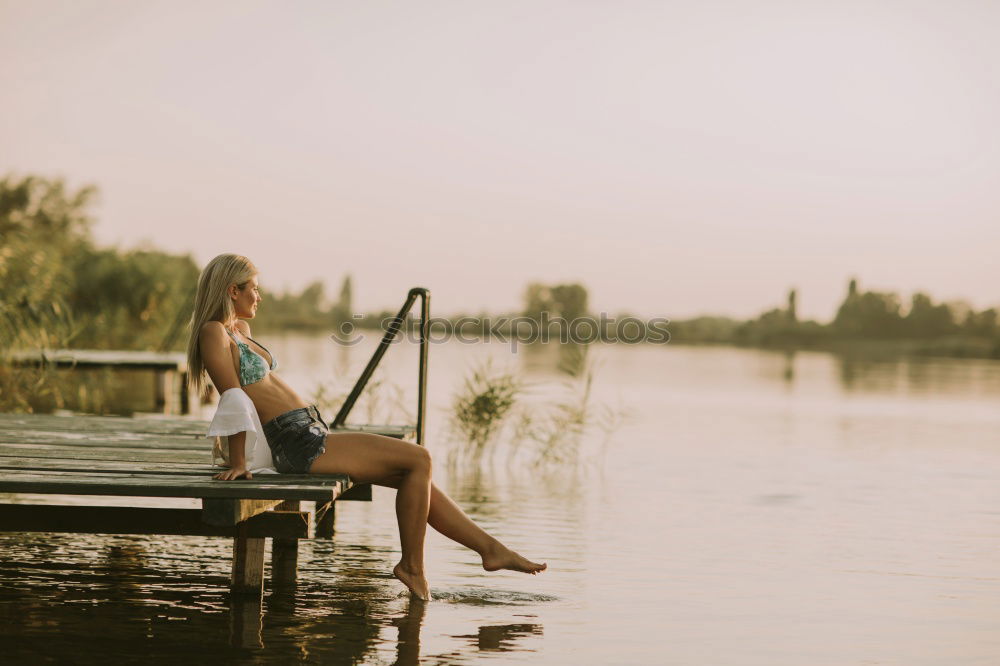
1,0,997,321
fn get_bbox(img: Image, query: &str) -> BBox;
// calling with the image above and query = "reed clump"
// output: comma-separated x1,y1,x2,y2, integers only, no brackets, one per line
514,353,631,468
446,358,522,467
0,296,78,412
447,347,632,470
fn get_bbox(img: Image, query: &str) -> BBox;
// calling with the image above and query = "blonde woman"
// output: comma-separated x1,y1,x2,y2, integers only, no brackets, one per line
187,254,546,601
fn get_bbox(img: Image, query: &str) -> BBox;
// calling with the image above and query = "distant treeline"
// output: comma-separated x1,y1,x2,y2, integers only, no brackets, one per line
2,175,998,362
670,281,1000,359
264,274,1000,361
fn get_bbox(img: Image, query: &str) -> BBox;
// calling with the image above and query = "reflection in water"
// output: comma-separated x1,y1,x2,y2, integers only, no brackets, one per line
454,623,543,652
390,597,426,666
230,596,263,649
521,340,591,378
782,350,795,384
265,542,392,665
837,355,869,392
556,343,589,378
0,529,549,664
835,352,1000,396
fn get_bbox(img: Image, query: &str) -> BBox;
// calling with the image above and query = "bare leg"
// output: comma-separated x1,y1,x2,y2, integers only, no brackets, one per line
381,478,547,575
309,432,432,600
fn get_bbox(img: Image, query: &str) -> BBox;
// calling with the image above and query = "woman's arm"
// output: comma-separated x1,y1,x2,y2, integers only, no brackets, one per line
200,321,253,480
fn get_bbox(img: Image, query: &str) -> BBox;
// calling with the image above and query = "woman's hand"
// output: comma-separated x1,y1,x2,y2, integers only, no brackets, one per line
213,466,253,481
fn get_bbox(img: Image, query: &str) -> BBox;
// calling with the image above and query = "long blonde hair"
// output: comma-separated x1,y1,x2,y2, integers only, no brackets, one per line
186,253,257,397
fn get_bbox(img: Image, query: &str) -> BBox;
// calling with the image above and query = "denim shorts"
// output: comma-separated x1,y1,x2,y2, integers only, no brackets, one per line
261,404,329,474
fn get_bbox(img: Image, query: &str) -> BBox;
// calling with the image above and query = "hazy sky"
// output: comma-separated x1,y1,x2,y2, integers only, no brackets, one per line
2,0,997,320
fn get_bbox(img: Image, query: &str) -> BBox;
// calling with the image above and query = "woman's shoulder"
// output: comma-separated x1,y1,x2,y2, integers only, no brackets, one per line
199,321,234,348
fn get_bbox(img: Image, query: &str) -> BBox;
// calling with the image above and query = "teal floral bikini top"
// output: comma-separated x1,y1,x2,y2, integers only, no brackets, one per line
226,329,278,386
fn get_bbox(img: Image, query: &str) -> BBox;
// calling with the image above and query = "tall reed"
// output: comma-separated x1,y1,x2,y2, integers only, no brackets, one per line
0,296,80,412
446,357,523,467
447,347,632,471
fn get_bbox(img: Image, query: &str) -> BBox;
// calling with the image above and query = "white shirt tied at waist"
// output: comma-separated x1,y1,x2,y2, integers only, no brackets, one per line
206,387,277,475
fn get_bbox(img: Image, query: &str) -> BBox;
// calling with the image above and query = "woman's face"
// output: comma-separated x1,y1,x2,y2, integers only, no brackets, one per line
231,275,261,320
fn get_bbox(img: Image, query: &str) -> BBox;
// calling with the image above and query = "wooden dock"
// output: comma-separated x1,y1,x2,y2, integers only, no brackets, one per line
0,411,415,596
7,349,196,415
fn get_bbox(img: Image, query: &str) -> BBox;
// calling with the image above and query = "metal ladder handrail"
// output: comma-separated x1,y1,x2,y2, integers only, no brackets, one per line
331,287,430,445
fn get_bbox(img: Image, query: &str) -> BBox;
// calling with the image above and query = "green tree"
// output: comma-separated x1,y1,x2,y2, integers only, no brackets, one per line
550,283,589,323
330,274,353,327
963,308,997,338
904,292,957,339
65,247,199,349
522,283,552,320
0,178,95,299
252,280,330,330
0,175,96,350
833,279,904,338
522,282,589,322
0,175,200,351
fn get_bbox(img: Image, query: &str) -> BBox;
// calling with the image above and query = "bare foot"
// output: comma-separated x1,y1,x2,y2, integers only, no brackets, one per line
393,562,432,601
481,545,547,575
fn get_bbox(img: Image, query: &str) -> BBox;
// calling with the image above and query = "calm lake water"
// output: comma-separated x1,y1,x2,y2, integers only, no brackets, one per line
3,334,1000,664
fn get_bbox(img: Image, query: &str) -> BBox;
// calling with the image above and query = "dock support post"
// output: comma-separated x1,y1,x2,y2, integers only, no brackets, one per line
153,369,180,415
231,521,265,596
271,500,299,587
153,370,166,413
180,370,194,415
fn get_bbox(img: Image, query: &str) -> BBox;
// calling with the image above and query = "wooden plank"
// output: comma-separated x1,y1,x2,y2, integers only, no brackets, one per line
0,425,414,442
339,483,373,501
0,465,216,478
271,500,300,587
0,413,413,437
0,415,207,436
0,471,350,501
7,349,188,370
0,442,207,456
0,433,210,450
0,504,310,538
0,444,209,461
0,434,209,449
202,498,285,526
0,448,209,464
0,427,204,441
0,468,348,489
0,416,415,457
0,414,396,504
0,461,359,497
0,426,404,450
0,441,208,458
0,458,217,474
231,522,265,596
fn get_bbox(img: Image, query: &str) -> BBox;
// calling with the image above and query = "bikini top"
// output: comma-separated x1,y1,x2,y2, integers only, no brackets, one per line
225,329,278,387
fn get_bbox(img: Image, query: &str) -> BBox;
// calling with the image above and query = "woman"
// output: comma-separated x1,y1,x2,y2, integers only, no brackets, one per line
186,254,546,601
